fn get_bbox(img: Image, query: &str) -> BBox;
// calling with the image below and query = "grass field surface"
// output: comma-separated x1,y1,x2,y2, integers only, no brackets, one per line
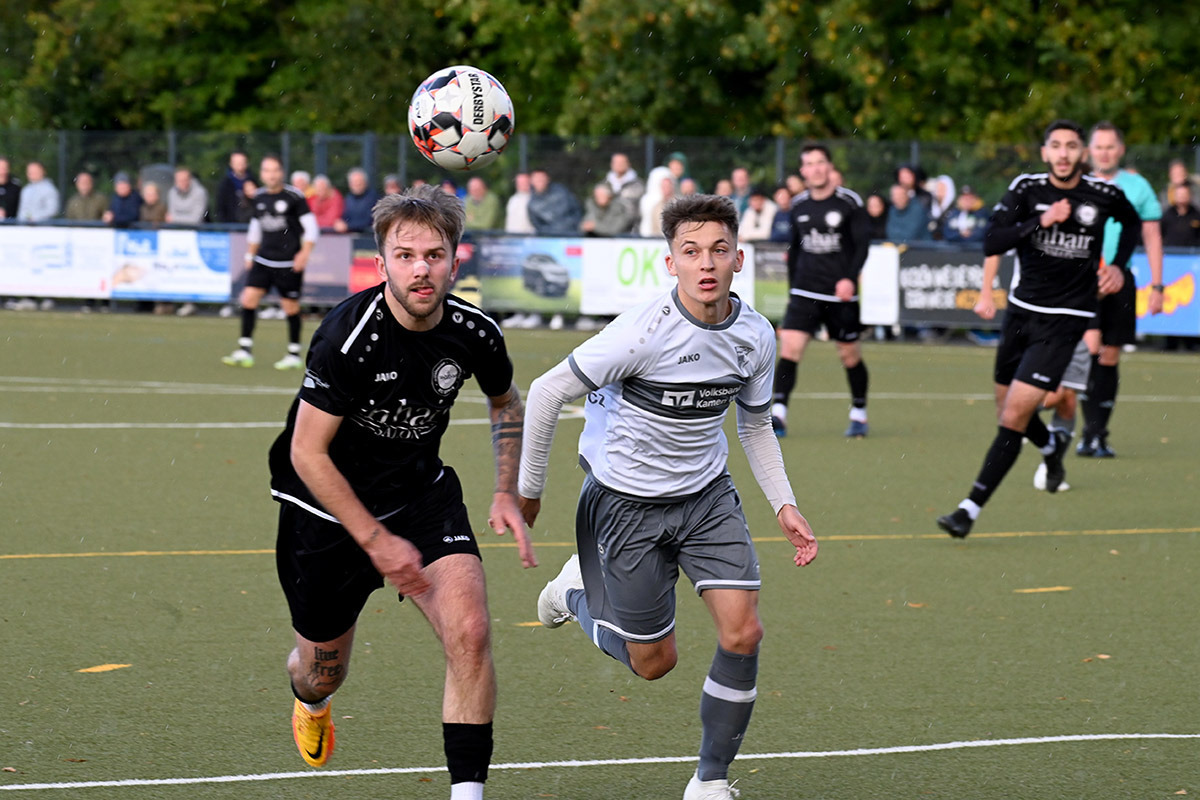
1,311,1197,799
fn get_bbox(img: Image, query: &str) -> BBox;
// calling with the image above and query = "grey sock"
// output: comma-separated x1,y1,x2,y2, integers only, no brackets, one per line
697,645,758,781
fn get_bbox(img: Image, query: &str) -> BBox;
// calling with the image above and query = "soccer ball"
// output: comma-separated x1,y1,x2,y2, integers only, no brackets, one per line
408,65,515,171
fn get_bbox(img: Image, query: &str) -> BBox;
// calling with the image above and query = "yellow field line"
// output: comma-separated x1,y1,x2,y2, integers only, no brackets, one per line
2,527,1197,561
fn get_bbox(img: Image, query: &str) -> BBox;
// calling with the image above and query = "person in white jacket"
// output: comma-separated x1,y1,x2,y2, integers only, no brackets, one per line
737,186,777,242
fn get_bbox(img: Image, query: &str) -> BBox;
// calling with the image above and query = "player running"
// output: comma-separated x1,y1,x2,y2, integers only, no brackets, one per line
270,186,536,800
938,120,1140,538
519,194,818,800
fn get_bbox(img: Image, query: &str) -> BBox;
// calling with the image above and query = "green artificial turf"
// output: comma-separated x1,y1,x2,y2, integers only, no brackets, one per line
1,311,1197,799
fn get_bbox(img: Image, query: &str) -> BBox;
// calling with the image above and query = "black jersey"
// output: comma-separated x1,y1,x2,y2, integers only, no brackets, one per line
786,187,871,300
269,286,513,519
251,185,313,268
985,173,1140,317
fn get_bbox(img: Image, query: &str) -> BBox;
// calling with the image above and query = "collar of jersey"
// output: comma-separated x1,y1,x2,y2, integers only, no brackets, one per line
671,286,742,331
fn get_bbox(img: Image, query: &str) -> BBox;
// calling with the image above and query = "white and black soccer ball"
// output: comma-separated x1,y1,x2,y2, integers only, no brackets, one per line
408,65,514,171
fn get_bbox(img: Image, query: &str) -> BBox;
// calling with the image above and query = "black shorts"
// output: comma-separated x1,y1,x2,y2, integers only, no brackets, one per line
276,467,479,642
993,308,1091,391
1089,277,1137,345
780,294,863,342
247,263,304,300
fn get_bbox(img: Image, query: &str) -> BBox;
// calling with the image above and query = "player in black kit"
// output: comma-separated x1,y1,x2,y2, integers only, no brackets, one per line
222,154,319,370
938,120,1140,538
771,144,872,438
271,186,537,800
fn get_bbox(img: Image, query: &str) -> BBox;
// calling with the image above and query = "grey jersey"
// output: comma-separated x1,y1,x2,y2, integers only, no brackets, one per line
567,287,776,499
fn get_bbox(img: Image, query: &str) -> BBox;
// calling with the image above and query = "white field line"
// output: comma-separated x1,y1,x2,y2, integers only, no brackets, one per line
1,733,1197,792
2,376,1199,404
0,407,586,430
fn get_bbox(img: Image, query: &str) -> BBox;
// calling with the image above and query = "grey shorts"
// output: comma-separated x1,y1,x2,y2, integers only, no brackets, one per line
1059,338,1092,392
574,473,761,644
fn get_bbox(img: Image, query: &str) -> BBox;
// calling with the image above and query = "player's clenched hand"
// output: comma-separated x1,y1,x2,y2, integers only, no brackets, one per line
293,252,309,273
778,505,818,567
973,294,996,320
490,492,538,568
1039,198,1072,228
1097,264,1125,297
834,278,856,302
364,529,430,596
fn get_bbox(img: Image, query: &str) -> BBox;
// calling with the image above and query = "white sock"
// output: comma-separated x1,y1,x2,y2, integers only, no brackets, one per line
301,696,330,713
450,781,484,800
958,499,981,520
849,406,868,423
771,402,787,421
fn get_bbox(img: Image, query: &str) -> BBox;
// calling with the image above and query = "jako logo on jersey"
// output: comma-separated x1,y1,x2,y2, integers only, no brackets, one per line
375,371,398,382
443,534,471,543
661,389,696,407
677,353,701,364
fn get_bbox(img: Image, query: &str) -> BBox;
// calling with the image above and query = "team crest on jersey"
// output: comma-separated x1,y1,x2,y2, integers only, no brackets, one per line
825,210,843,228
734,345,753,369
432,358,463,396
274,199,289,213
1075,203,1098,227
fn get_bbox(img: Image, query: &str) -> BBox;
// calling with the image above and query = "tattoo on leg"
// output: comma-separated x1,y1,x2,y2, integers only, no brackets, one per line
314,647,339,662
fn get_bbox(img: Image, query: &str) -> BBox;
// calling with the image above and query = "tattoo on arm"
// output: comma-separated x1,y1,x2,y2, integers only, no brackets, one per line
490,384,524,494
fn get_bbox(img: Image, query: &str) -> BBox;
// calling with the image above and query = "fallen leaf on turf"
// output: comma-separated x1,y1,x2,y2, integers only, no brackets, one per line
1174,791,1186,795
342,715,353,719
619,696,629,702
514,621,545,627
419,777,432,783
749,768,759,774
3,767,17,773
823,645,837,651
906,602,926,608
1097,654,1111,659
64,759,87,763
77,664,131,673
1082,657,1093,662
593,726,609,730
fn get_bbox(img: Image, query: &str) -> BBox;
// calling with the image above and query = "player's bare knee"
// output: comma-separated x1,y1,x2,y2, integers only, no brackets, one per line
720,620,764,654
442,615,492,667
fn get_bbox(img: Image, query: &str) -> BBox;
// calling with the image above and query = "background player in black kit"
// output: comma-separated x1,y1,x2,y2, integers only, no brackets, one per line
270,186,537,800
938,120,1140,538
222,154,319,370
771,144,872,438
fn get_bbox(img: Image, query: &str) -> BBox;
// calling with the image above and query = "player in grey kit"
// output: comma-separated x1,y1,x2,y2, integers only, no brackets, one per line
519,194,818,800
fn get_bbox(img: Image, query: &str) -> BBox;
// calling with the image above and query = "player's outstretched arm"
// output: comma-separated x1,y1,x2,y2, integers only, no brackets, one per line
291,400,430,596
488,382,537,568
778,505,818,567
736,403,816,566
518,358,590,527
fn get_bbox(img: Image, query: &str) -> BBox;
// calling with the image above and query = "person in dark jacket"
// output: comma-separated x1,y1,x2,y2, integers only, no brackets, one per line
103,172,142,226
527,169,582,234
215,151,252,223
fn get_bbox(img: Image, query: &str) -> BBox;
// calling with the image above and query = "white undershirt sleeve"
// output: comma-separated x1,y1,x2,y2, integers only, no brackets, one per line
246,217,263,245
736,404,797,515
518,358,591,500
300,211,320,243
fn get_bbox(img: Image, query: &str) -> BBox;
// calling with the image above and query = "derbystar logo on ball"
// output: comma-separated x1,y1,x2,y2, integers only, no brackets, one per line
408,65,514,171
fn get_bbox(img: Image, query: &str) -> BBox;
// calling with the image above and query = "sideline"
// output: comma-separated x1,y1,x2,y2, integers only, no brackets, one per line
2,733,1197,792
